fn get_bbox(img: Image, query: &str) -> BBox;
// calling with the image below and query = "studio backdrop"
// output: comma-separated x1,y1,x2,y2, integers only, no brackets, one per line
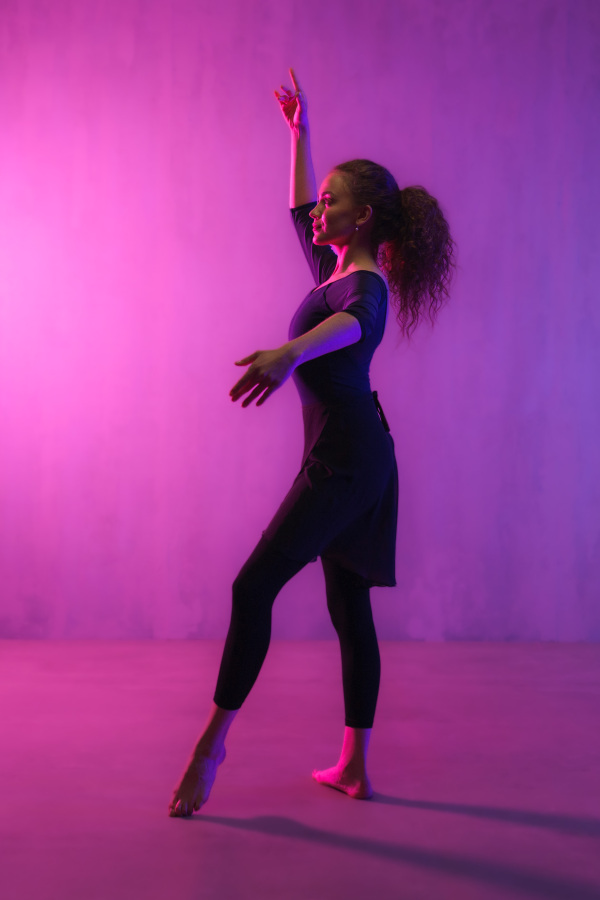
0,0,598,639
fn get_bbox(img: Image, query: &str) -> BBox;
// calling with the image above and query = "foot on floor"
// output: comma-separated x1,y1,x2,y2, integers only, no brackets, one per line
168,746,226,817
312,764,373,800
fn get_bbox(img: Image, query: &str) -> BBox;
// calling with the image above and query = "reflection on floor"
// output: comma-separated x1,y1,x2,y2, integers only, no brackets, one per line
1,640,599,900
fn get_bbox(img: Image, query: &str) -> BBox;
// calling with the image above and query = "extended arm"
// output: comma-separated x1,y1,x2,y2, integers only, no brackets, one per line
290,129,317,208
275,69,317,208
283,311,361,366
231,312,361,407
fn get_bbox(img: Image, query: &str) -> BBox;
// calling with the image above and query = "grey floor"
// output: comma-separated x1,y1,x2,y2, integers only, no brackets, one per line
1,640,599,900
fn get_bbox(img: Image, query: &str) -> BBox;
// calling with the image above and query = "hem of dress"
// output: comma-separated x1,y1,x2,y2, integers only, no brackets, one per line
261,533,396,588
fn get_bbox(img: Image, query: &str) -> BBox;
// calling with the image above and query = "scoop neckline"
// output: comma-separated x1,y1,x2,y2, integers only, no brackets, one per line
310,270,387,295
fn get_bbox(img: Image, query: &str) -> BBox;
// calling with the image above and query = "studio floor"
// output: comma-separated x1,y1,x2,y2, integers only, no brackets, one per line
1,640,599,900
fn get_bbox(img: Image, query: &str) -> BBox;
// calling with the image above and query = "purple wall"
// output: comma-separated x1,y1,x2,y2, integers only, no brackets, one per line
0,0,598,639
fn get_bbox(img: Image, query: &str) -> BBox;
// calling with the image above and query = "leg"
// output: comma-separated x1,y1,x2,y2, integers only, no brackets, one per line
169,536,307,817
168,703,235,817
312,557,381,799
214,535,308,709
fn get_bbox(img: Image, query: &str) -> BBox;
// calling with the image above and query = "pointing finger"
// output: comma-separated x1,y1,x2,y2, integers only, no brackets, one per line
289,68,301,92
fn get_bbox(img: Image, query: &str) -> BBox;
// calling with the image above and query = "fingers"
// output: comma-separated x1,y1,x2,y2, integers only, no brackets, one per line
230,376,251,399
231,359,261,396
275,90,290,112
275,82,298,106
231,352,262,401
241,384,266,408
231,377,274,407
289,67,301,92
235,352,259,366
232,372,276,405
230,373,258,402
256,387,275,406
230,351,281,406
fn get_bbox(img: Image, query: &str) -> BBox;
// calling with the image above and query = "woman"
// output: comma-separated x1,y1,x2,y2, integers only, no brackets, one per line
169,69,455,816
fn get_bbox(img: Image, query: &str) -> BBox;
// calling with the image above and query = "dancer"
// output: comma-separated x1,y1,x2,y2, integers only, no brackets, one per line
169,68,455,816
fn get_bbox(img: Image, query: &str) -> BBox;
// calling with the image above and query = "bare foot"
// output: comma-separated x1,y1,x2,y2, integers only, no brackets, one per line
312,764,373,799
168,746,226,817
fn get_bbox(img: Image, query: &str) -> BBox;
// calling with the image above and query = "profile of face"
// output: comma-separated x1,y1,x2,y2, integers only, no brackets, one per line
310,171,370,247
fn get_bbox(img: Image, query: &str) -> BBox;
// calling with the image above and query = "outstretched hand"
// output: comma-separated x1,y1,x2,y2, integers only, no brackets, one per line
230,347,298,407
274,67,309,132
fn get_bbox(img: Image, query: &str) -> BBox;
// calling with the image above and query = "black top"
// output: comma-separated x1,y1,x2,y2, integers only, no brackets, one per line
289,202,389,406
261,201,399,588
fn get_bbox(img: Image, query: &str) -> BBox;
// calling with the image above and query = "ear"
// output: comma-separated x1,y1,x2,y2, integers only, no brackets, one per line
356,205,373,227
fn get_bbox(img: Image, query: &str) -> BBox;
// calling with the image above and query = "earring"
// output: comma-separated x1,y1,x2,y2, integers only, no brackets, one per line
355,225,359,231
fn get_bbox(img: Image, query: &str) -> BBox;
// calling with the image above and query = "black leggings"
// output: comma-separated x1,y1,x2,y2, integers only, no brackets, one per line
213,536,381,728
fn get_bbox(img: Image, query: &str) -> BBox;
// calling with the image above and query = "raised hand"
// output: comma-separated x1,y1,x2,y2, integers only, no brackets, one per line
230,346,299,407
274,67,309,133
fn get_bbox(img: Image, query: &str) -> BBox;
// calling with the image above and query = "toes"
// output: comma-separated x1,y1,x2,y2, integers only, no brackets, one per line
169,798,192,818
312,768,332,782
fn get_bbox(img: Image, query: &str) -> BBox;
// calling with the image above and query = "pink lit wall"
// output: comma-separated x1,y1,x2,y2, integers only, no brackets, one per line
0,0,598,639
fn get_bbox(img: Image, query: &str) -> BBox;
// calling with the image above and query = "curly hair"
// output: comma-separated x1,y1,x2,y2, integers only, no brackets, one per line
334,159,457,339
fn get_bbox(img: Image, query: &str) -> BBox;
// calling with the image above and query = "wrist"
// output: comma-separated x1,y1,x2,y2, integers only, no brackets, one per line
292,124,310,141
281,340,304,367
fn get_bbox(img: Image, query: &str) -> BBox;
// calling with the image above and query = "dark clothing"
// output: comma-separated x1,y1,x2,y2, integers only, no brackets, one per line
288,204,389,407
213,536,380,728
213,202,398,727
263,202,399,588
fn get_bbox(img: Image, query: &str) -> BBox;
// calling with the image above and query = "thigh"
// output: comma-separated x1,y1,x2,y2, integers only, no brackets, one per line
262,462,365,566
233,534,309,609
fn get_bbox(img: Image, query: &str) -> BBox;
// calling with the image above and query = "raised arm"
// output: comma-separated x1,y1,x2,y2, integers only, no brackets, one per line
275,68,317,208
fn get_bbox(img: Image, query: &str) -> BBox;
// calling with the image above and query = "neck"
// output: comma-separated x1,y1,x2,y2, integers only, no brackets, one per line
330,236,377,275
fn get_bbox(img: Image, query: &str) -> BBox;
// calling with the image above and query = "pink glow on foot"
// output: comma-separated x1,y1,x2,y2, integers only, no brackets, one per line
312,765,373,800
169,746,226,817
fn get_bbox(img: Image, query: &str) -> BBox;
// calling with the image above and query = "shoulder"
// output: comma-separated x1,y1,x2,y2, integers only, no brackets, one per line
344,270,388,296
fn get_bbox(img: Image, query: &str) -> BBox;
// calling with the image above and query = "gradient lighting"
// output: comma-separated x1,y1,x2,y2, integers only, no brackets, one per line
0,0,598,641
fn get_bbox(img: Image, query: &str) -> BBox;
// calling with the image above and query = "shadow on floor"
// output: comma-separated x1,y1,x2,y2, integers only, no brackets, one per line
194,814,600,900
372,793,600,837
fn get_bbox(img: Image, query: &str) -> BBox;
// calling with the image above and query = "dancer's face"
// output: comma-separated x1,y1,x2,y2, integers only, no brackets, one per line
310,171,363,248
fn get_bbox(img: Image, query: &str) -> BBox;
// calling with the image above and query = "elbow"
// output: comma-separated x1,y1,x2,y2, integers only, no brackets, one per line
339,312,363,345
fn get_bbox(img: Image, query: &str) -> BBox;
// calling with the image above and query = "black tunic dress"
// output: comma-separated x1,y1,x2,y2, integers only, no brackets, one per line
262,202,399,588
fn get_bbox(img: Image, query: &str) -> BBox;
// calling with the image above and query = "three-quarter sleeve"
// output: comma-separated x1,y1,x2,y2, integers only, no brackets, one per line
291,202,337,286
341,273,387,343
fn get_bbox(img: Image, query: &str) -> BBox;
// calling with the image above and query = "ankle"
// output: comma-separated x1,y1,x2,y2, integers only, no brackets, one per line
194,740,224,761
339,756,367,775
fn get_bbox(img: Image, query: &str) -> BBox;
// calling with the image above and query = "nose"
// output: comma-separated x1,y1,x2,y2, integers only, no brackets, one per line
309,203,321,218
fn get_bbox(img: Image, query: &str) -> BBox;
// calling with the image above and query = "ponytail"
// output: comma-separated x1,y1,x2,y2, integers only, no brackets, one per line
334,161,457,339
